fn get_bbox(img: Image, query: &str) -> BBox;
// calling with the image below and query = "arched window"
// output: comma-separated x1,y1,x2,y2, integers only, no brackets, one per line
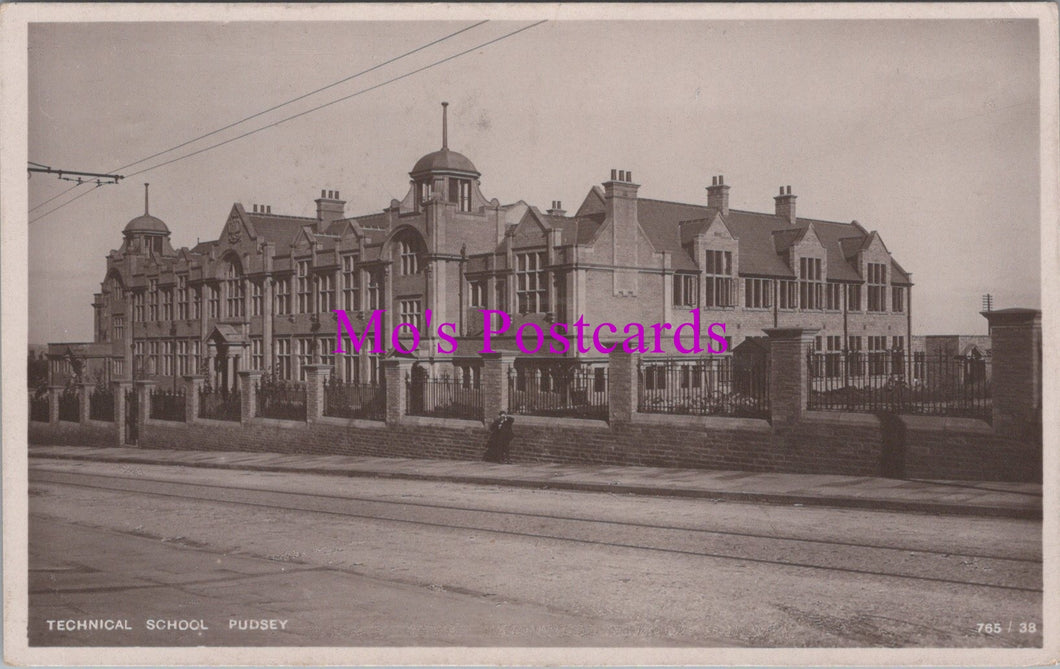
400,239,419,275
393,230,424,276
224,260,245,319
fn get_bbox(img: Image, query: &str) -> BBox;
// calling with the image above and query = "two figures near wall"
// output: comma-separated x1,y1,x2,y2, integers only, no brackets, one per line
483,410,515,464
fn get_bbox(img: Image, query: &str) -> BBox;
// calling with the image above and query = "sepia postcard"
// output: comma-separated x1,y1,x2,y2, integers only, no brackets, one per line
2,2,1057,666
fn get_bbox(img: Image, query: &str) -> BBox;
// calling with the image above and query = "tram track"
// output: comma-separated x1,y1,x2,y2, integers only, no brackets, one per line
29,469,1042,594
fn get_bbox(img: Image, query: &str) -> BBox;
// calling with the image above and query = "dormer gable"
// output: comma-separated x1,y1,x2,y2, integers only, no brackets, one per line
222,203,258,246
510,207,551,248
703,212,736,241
291,226,317,252
575,186,606,217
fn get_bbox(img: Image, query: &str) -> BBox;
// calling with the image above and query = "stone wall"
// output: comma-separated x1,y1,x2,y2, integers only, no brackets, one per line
28,311,1042,483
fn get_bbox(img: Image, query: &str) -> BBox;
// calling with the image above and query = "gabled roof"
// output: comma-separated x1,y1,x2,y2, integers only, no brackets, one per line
771,227,805,254
191,240,216,254
245,213,318,247
678,217,712,245
544,212,605,246
205,323,247,345
575,186,606,217
890,258,912,285
633,199,712,271
635,199,877,280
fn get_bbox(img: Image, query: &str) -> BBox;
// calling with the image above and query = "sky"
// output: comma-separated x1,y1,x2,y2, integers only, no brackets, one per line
25,17,1042,345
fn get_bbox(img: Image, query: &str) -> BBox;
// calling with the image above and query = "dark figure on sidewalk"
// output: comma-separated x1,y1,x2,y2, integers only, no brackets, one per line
483,410,515,463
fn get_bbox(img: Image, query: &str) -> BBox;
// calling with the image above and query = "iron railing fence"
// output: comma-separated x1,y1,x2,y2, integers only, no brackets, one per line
808,350,991,419
406,371,484,421
150,388,186,422
89,387,115,422
199,386,241,422
323,377,386,421
58,388,80,422
637,356,770,419
257,380,307,421
29,393,49,422
508,364,608,420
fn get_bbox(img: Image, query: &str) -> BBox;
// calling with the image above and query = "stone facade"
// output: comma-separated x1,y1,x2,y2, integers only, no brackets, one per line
50,105,912,392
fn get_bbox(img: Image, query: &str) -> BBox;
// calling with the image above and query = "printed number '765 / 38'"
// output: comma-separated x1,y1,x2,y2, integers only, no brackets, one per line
977,622,1037,634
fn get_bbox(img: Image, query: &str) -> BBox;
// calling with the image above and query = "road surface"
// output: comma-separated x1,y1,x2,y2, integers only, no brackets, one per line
27,457,1042,647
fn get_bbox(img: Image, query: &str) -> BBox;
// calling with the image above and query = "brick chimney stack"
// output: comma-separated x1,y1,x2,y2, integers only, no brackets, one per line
547,200,567,216
775,185,797,225
315,189,346,230
706,175,730,216
604,169,641,295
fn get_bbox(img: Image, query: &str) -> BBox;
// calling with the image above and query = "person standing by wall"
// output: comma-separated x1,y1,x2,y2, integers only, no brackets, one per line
483,410,515,463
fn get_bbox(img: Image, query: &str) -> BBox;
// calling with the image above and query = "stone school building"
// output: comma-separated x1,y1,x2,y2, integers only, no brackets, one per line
49,105,913,391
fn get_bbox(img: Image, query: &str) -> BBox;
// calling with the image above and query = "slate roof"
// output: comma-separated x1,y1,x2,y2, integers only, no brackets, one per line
544,213,605,246
890,259,912,286
245,213,317,247
635,198,889,281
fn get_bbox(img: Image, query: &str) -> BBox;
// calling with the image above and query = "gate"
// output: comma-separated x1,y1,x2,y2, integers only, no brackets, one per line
125,389,139,445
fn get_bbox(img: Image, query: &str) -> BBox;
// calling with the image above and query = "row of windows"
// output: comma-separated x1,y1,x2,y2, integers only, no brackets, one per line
812,335,905,352
124,253,906,324
129,263,385,323
134,339,202,377
133,336,384,384
272,337,382,383
711,278,907,313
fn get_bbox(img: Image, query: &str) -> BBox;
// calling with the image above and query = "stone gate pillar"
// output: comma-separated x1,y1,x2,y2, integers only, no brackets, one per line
183,375,204,424
481,353,515,422
112,380,132,446
982,308,1041,439
607,349,639,425
765,327,819,428
48,385,62,425
78,381,94,424
383,358,413,426
238,370,263,424
303,364,332,422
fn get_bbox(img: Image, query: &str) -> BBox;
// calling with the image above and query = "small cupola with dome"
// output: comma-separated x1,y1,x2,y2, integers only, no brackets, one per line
408,102,482,213
121,183,175,256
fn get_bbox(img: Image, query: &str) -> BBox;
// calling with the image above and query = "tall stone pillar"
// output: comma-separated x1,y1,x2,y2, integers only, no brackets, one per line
48,385,62,425
206,343,217,389
982,308,1042,439
481,353,515,421
238,370,263,424
78,381,94,423
383,358,412,426
112,380,132,446
227,355,236,394
183,375,204,424
765,327,819,428
607,349,639,425
303,364,332,422
134,380,156,437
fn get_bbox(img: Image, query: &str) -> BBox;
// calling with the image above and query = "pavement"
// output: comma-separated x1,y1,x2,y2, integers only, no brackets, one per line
28,444,1042,519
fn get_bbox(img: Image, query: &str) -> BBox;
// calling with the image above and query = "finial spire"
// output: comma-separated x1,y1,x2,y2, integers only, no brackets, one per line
144,183,150,215
441,101,449,150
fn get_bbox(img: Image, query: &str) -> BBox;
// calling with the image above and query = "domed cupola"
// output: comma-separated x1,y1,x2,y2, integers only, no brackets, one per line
121,183,171,256
407,103,482,213
410,148,480,179
409,102,480,179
